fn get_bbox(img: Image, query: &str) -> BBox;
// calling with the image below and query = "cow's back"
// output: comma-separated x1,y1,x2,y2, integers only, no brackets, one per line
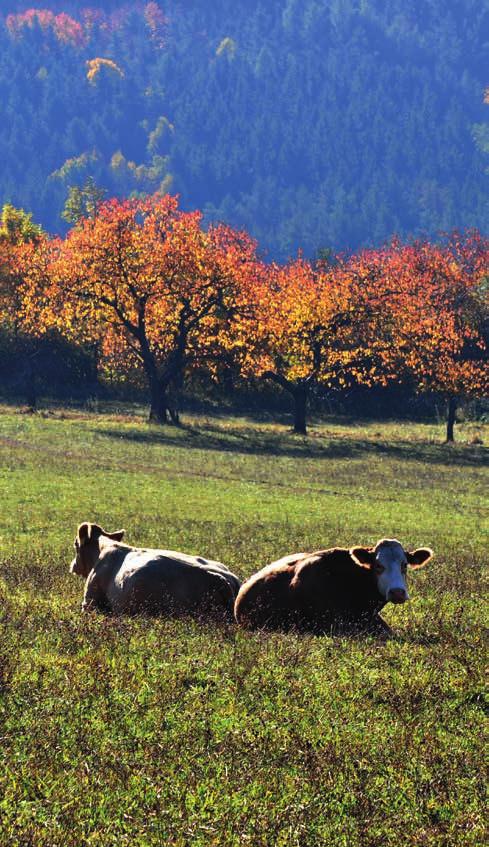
234,553,307,629
235,548,382,631
101,547,238,616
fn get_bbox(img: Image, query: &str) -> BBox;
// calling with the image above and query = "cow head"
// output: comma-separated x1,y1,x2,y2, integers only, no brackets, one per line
70,522,125,577
349,538,433,604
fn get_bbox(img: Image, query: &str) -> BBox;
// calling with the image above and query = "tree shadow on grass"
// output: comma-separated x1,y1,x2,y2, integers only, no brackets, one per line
97,422,488,468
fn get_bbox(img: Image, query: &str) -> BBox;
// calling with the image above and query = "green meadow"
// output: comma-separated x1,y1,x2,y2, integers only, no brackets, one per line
0,404,487,846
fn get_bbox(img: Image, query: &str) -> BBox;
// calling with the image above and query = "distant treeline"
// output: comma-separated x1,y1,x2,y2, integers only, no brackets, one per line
0,1,488,259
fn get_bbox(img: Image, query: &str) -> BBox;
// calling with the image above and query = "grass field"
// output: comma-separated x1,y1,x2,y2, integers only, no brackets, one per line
0,403,487,846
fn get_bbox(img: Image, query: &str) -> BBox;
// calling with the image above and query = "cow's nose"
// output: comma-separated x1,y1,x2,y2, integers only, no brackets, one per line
388,588,408,604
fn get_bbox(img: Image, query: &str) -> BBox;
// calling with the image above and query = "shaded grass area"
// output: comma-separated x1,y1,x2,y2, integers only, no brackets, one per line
0,405,487,846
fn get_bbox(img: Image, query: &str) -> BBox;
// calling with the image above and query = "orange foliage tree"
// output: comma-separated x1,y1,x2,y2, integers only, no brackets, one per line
340,234,489,441
229,234,488,438
0,234,23,334
0,204,45,332
30,195,258,422
231,257,356,434
0,206,56,406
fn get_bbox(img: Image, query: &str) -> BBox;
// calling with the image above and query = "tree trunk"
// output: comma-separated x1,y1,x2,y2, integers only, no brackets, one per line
446,396,457,443
25,381,37,411
167,372,183,425
148,377,171,424
292,386,308,435
263,371,310,435
24,357,37,410
89,343,100,396
168,405,180,425
140,330,185,426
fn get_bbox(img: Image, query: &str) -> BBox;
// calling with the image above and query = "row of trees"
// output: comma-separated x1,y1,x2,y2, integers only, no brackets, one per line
1,195,488,439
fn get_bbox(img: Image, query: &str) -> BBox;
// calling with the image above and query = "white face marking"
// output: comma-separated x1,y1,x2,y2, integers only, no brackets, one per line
374,540,409,603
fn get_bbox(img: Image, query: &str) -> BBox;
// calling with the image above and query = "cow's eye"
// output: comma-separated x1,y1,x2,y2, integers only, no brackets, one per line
374,563,384,573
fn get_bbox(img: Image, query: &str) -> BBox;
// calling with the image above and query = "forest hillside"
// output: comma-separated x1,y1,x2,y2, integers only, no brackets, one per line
1,1,488,258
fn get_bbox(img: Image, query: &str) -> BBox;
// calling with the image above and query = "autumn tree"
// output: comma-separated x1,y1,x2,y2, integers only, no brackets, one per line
0,203,43,247
38,195,257,422
0,207,60,406
341,235,489,441
405,233,489,442
238,234,488,439
0,203,45,332
232,257,355,434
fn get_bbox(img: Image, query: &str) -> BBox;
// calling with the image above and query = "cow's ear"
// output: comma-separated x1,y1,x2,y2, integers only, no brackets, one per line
77,522,92,545
349,546,376,569
407,548,433,569
77,523,103,545
106,529,125,542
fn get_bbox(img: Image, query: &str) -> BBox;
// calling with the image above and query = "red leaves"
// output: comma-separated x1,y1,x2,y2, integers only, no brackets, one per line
339,234,489,397
144,2,168,48
226,232,489,399
6,10,86,47
6,4,168,49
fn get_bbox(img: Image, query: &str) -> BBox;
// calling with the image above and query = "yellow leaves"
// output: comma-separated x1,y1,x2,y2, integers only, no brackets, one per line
50,151,99,183
216,37,237,60
236,258,359,386
86,58,124,85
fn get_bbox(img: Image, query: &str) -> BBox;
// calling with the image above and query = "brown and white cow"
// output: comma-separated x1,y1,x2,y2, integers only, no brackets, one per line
234,539,433,636
70,522,241,618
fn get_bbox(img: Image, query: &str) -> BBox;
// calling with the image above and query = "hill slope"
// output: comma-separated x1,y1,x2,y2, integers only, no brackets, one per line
1,1,488,257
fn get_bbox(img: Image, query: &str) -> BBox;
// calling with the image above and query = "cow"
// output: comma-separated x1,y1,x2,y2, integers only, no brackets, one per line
70,522,241,619
234,538,433,636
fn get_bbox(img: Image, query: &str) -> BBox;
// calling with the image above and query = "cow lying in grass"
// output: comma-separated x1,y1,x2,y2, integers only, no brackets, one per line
70,522,241,618
234,539,433,636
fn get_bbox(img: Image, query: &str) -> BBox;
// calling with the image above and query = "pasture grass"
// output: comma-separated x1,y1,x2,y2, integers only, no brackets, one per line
0,403,487,846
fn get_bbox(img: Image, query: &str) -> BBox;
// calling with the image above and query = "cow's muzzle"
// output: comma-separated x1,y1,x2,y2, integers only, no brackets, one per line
388,588,408,604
